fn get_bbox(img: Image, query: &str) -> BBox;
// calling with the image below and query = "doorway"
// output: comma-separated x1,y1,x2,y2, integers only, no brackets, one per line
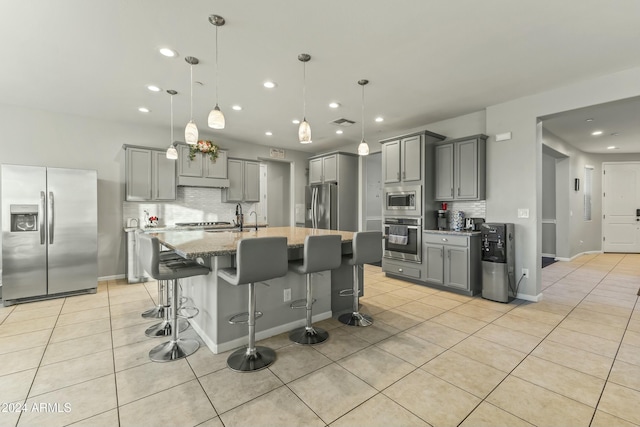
603,162,640,252
261,160,291,227
541,143,570,260
363,152,382,231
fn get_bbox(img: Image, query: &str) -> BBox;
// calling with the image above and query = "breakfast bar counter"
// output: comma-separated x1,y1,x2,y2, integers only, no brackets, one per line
151,227,359,354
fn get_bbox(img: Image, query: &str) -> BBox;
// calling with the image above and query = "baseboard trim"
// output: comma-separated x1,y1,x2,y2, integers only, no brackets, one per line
98,274,126,282
192,310,333,354
516,292,543,302
541,253,556,258
555,250,603,262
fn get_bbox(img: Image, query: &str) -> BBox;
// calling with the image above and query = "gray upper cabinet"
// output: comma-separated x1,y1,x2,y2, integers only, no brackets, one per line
125,146,176,202
222,158,260,203
176,144,230,188
434,134,487,201
381,135,422,184
309,154,337,184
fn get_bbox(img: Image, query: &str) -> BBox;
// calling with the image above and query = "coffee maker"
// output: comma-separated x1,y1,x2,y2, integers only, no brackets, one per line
436,202,448,230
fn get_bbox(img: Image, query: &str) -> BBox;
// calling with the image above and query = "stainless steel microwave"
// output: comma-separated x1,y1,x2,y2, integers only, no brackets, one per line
383,185,421,216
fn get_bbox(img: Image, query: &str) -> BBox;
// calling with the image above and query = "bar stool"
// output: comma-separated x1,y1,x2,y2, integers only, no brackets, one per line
138,233,210,362
218,237,288,372
338,231,383,327
141,250,184,319
288,235,342,345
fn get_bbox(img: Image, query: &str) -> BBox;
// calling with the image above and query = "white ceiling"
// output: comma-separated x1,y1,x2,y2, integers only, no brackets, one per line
2,0,640,153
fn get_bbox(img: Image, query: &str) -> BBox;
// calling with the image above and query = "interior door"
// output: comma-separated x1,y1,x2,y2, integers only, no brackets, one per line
603,163,640,252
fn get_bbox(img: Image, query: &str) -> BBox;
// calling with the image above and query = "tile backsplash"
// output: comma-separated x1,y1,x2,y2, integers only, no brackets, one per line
123,187,256,227
447,200,486,219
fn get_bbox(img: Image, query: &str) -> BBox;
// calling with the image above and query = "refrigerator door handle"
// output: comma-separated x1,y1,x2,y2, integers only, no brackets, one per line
40,191,46,245
48,191,54,244
311,187,316,228
313,187,318,229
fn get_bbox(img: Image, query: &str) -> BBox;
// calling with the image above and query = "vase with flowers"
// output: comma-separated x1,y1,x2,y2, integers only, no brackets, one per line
189,140,219,162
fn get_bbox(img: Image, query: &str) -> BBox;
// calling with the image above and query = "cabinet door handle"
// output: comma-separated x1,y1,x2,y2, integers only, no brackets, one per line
450,188,453,197
447,249,450,259
397,172,400,181
398,268,403,272
402,171,406,179
442,238,448,242
457,187,461,196
439,249,442,258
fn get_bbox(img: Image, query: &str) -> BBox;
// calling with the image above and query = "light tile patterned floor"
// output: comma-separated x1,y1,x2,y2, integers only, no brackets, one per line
0,253,639,426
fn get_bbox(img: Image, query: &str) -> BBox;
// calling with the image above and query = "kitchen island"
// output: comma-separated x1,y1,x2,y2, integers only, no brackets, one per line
151,226,358,354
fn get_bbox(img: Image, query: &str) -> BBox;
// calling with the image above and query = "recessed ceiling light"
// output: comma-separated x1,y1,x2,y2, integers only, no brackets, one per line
146,85,161,92
263,81,276,89
159,47,178,58
375,117,384,122
585,118,594,122
607,146,618,150
292,119,300,124
336,130,343,134
265,131,273,136
138,107,150,113
232,105,242,111
329,102,340,109
591,130,603,136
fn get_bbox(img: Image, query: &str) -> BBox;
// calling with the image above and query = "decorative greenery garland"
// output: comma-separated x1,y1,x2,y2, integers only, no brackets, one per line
189,140,219,162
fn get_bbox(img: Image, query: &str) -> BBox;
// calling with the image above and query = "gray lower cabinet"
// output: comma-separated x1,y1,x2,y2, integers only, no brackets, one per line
381,258,422,281
222,158,260,202
125,146,176,201
423,232,481,295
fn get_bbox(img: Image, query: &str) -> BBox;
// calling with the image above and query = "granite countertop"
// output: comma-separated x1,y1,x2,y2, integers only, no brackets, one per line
423,229,482,236
151,226,355,258
123,223,269,233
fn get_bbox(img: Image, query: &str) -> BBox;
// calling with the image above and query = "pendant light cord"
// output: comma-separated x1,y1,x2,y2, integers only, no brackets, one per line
215,25,219,105
170,93,174,144
361,83,365,141
302,61,307,119
190,64,194,120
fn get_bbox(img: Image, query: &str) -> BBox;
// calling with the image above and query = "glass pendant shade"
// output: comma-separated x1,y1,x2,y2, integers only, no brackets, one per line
358,139,370,156
208,105,225,129
185,120,198,144
298,119,312,144
166,145,178,159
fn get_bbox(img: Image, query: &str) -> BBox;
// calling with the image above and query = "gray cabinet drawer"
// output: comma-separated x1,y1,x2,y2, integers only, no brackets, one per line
383,261,421,279
423,233,468,247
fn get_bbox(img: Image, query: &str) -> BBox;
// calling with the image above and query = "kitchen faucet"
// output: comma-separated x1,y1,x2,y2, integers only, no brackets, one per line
250,211,258,231
234,203,243,231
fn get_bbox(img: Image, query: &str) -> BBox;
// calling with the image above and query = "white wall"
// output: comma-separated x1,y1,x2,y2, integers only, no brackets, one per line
485,65,640,300
0,103,310,278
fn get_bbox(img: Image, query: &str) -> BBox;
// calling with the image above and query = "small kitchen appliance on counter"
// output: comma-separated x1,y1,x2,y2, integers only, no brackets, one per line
465,217,485,231
436,202,448,230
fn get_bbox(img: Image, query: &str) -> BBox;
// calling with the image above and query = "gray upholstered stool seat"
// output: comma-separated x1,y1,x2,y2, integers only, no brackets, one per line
338,231,383,327
218,236,288,372
138,233,210,362
287,235,342,345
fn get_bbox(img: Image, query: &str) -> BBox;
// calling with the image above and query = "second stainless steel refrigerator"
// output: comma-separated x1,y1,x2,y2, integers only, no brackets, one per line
1,164,98,306
305,182,356,231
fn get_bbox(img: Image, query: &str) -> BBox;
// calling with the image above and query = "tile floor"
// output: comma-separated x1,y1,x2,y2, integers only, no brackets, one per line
0,253,639,427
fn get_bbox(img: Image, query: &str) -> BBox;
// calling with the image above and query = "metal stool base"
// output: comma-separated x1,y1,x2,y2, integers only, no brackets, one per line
141,305,165,319
339,312,373,327
149,338,199,362
227,346,276,372
289,326,328,345
145,318,189,338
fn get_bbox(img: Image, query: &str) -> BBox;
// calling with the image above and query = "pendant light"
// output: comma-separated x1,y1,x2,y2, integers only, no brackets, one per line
184,56,199,144
207,14,225,129
166,90,178,160
298,53,312,144
357,79,370,156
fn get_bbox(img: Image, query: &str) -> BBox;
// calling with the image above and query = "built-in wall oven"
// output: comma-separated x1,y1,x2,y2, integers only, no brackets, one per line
383,185,421,217
383,217,422,263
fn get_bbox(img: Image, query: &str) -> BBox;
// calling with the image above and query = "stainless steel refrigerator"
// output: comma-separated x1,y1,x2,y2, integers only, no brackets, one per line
305,184,338,229
1,165,97,305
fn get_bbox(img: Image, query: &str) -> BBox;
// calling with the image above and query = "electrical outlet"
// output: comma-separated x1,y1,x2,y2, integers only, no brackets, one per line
283,288,291,302
521,268,529,278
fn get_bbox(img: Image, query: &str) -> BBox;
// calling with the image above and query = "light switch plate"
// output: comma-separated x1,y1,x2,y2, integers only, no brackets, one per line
517,208,529,218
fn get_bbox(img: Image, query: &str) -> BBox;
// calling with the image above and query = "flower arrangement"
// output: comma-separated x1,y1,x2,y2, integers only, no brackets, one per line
144,210,158,228
189,140,219,162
